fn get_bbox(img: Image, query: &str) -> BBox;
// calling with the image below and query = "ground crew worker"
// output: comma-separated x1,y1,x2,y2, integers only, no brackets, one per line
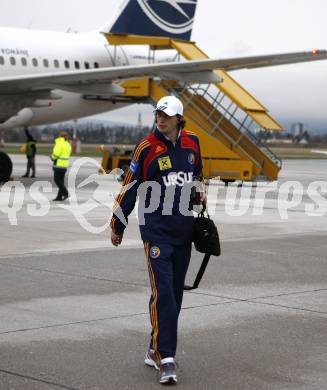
22,128,37,178
110,96,206,385
51,131,72,201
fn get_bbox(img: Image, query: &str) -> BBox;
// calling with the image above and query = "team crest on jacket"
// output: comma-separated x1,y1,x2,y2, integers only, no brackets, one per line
150,246,161,259
188,153,195,165
158,156,172,171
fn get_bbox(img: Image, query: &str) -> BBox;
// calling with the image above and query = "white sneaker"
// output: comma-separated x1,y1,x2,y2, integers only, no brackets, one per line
144,349,160,370
159,357,177,385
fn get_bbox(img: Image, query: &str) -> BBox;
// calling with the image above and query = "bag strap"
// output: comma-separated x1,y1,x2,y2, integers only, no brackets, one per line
184,253,211,291
197,203,211,218
195,205,206,219
186,203,213,291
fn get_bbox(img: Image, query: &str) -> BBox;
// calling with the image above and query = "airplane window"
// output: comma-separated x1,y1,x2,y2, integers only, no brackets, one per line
21,57,27,66
64,60,70,69
0,56,4,65
94,62,99,68
74,61,80,69
54,59,59,68
84,62,90,69
32,58,38,67
43,59,49,68
10,57,16,66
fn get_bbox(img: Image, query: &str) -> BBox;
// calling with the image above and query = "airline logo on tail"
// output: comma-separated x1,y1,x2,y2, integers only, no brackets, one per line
110,0,198,41
138,0,196,35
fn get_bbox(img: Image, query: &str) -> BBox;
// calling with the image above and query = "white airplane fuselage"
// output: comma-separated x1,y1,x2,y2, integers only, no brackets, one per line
0,27,162,129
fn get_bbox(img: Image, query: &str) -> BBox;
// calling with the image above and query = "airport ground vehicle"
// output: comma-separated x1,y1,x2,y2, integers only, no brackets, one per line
98,145,133,178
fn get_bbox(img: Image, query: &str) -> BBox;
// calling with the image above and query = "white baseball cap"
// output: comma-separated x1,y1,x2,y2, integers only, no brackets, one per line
155,96,184,116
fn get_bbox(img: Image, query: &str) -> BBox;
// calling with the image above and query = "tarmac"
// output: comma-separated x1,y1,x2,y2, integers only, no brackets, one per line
0,154,327,390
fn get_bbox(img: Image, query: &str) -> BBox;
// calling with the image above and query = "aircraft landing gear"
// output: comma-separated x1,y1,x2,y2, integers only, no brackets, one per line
0,151,13,182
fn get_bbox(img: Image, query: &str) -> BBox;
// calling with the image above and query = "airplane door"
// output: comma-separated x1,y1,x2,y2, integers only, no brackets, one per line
104,45,129,66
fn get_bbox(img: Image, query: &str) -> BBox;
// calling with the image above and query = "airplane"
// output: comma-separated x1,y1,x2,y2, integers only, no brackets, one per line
1,0,327,182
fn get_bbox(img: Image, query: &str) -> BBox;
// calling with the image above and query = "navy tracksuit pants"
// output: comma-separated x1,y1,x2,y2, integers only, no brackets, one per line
144,240,192,359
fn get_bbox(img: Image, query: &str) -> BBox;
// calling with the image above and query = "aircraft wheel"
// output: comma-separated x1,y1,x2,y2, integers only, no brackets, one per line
0,151,13,182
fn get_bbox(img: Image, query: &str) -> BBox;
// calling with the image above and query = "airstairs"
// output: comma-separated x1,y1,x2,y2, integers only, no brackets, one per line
103,34,283,181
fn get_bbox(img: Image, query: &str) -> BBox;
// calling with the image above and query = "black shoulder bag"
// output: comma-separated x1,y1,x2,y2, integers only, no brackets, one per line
184,209,221,290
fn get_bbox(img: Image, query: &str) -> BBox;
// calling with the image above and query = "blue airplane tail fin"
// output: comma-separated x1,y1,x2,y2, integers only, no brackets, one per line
108,0,198,41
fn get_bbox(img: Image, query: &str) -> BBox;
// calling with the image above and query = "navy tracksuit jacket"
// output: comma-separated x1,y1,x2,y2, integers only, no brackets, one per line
111,127,203,359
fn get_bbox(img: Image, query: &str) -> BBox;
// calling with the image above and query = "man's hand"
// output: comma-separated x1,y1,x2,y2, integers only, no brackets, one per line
200,192,207,207
198,180,207,208
111,231,123,247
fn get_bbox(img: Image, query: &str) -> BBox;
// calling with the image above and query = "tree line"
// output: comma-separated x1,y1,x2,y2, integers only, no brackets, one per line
2,123,153,144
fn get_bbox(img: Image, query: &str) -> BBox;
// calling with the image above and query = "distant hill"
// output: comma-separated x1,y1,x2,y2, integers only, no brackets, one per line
30,115,327,136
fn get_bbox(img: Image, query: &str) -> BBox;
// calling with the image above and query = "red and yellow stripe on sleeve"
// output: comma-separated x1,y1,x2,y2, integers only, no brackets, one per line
112,140,150,213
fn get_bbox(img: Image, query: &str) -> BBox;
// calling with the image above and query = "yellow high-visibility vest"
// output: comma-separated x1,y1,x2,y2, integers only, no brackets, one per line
51,137,72,169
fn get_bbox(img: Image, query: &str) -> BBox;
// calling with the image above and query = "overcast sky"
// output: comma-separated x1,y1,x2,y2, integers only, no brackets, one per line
1,0,327,131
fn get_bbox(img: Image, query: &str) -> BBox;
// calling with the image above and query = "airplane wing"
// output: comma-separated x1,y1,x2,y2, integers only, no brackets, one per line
204,50,327,71
0,50,326,95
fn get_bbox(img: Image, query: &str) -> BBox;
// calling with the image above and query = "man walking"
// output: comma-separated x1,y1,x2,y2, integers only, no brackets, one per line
110,96,205,385
22,128,37,178
51,131,72,201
